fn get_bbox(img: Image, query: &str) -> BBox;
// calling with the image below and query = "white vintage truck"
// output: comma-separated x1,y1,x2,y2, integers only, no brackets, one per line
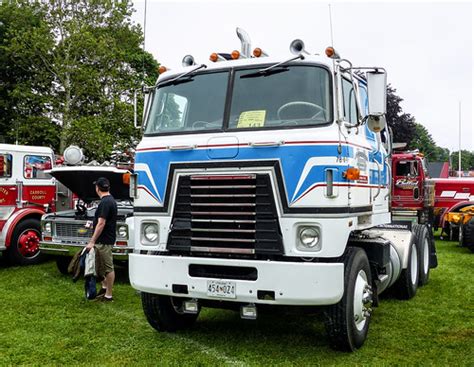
128,29,436,351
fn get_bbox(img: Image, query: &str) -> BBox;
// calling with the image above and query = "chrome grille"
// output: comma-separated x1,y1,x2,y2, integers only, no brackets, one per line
55,222,93,239
168,174,283,256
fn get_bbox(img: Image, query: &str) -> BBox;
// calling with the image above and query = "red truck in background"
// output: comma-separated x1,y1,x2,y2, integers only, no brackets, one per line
391,150,474,250
0,143,73,265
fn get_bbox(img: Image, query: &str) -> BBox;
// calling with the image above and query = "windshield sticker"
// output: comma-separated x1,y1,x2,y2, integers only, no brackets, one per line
237,110,266,128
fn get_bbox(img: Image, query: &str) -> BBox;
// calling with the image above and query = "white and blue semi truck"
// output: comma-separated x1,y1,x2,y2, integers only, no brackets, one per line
128,29,436,351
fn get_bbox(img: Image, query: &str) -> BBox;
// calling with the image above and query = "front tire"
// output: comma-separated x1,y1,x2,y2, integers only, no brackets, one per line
324,247,373,352
393,240,419,300
141,292,199,332
7,218,43,265
413,224,431,286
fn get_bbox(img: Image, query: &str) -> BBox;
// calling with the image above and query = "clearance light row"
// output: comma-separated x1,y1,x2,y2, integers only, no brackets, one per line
157,46,340,75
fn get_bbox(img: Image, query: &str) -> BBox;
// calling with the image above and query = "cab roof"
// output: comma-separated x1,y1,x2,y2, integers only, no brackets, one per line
0,143,53,155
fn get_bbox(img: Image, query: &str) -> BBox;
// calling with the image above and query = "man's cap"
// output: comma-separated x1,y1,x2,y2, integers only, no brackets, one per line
94,177,110,190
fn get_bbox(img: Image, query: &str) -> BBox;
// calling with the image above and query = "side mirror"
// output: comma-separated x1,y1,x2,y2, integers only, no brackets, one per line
366,71,387,133
133,87,152,129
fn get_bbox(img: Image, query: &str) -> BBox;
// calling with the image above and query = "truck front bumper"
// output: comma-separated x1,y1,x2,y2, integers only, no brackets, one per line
129,254,344,306
40,241,133,261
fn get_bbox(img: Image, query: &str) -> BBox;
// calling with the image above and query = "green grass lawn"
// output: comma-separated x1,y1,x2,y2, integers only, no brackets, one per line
0,237,473,366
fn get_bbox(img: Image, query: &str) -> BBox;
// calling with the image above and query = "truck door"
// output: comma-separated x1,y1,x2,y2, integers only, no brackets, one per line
0,152,17,230
21,154,56,210
393,159,423,207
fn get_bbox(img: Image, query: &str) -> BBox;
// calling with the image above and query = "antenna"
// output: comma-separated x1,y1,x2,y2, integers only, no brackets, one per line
141,0,148,85
458,101,462,177
328,4,334,46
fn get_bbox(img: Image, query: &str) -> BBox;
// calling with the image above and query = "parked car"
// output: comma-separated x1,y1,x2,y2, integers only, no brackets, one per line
40,166,134,274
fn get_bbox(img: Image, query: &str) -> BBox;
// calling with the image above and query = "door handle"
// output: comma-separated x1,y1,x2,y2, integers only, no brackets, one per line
167,145,196,151
249,141,284,147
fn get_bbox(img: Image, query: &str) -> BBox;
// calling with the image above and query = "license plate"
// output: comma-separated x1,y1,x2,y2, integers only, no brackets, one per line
207,280,236,299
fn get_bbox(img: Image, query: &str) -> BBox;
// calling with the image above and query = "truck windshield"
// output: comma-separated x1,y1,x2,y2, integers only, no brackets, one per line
144,71,229,134
144,65,332,135
229,66,331,129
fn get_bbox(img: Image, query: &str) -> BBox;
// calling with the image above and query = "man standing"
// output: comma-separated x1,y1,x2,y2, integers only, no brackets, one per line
86,177,117,301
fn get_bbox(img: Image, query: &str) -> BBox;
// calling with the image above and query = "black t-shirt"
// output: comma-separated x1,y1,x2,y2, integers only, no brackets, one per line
93,194,117,245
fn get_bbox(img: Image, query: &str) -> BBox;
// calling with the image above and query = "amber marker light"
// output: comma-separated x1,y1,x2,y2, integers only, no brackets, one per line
325,47,335,58
343,167,361,181
122,172,130,185
158,65,167,74
253,48,263,57
231,50,240,59
209,53,219,62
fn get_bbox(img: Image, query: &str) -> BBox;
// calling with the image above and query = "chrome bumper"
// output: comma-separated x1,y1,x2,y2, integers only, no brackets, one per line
40,241,133,261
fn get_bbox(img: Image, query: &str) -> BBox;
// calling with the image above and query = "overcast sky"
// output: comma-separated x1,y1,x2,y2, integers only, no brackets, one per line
132,1,473,152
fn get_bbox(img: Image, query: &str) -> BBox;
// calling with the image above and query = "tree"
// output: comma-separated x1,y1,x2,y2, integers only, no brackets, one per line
407,123,450,161
1,1,159,160
450,150,474,172
385,85,416,145
0,3,60,148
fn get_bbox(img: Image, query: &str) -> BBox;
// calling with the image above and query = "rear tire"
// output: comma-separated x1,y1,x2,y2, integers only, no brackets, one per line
461,218,474,252
393,240,418,300
141,292,199,332
7,218,43,265
324,247,373,352
413,224,431,286
56,257,72,275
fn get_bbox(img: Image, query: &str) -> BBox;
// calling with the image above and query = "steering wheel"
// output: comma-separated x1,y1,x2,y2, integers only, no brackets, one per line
277,101,327,120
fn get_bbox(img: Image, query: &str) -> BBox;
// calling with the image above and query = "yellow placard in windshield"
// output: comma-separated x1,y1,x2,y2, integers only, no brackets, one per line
237,110,266,128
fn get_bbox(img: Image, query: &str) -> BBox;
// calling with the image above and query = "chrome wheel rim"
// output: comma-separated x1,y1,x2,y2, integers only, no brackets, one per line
410,243,418,285
353,269,371,331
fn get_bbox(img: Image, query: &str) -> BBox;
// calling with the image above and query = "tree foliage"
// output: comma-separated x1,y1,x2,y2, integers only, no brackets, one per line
385,85,416,145
450,150,474,171
0,1,159,160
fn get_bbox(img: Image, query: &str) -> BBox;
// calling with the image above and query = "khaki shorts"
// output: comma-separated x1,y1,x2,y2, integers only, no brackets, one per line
95,244,114,274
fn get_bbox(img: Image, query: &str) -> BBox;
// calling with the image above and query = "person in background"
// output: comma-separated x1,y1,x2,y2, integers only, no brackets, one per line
86,177,117,302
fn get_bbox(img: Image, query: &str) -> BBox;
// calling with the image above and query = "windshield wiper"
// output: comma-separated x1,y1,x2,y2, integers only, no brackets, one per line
160,64,207,87
240,54,304,78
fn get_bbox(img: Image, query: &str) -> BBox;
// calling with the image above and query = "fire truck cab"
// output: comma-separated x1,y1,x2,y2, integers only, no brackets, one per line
0,144,70,265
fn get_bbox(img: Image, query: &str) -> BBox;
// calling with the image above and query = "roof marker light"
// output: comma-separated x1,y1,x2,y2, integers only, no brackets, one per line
325,46,340,59
231,50,241,60
253,47,268,58
158,65,168,74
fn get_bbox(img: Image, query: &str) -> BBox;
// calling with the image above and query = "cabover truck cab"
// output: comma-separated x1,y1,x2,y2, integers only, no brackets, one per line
0,144,72,265
129,29,437,351
40,166,134,274
391,150,474,249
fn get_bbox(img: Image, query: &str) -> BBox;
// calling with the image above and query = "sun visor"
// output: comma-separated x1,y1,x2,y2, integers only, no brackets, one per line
47,166,131,202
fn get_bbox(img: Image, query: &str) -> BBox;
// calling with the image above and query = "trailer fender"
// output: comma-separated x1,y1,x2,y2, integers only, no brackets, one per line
440,201,474,230
2,208,44,248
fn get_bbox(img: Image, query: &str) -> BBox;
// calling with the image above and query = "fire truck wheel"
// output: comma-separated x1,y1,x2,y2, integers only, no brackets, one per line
324,247,373,352
413,224,431,286
461,218,474,252
393,240,418,300
7,218,43,265
141,292,199,332
56,257,72,275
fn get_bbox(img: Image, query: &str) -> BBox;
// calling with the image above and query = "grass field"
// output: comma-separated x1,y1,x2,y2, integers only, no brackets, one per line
0,236,473,366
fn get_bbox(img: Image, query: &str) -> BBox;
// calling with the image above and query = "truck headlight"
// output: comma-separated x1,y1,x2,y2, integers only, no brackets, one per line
43,222,52,234
297,227,321,250
141,222,159,245
117,225,128,239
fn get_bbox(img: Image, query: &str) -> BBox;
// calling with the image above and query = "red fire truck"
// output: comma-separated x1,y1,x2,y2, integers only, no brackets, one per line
0,144,72,265
391,150,474,249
